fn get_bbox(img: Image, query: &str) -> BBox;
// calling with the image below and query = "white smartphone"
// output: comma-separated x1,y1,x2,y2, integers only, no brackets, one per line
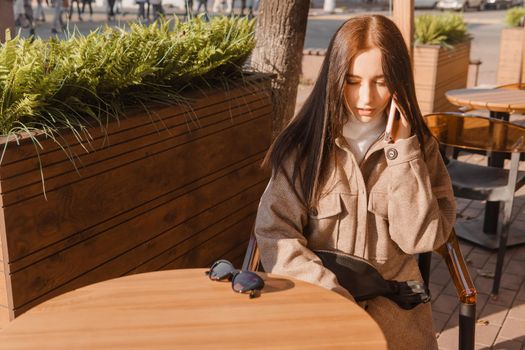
384,99,397,144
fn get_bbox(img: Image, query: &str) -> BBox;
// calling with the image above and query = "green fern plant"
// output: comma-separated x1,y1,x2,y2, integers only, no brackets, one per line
414,12,471,48
0,16,255,139
504,7,525,27
0,16,256,193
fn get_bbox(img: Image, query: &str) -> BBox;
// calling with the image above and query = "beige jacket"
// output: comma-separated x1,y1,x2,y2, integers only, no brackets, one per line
255,134,456,350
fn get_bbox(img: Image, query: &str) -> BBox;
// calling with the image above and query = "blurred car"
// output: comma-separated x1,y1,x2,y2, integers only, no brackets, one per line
415,0,438,8
436,0,485,10
484,0,520,8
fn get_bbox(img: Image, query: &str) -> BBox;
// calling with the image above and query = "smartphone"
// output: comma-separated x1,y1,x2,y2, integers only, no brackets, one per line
384,99,398,144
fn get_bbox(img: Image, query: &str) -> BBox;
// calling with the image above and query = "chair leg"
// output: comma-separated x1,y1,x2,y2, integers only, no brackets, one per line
492,199,514,296
418,252,432,287
459,302,476,350
452,147,460,159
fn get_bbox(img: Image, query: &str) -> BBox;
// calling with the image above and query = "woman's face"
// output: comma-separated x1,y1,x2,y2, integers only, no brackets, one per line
344,47,392,123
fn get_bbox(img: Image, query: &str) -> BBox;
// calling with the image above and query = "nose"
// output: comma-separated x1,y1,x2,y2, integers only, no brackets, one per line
358,82,374,107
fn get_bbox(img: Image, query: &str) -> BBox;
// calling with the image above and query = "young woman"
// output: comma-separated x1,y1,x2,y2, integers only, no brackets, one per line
254,15,456,349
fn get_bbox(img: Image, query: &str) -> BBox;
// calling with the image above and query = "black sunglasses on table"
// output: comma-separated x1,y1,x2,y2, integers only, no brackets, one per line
205,259,265,299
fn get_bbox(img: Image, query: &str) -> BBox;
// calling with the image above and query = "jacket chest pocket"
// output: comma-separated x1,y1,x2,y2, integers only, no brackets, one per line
367,191,389,220
307,193,343,249
367,191,399,260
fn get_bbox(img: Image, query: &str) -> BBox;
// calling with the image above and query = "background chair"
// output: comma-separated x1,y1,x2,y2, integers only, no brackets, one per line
468,58,482,87
243,230,477,350
425,112,525,296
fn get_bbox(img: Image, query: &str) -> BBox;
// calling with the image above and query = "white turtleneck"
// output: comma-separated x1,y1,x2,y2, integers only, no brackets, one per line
342,113,387,164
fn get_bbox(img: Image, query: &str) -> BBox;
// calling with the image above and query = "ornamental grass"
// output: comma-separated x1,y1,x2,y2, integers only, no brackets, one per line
0,16,255,159
414,12,471,48
504,7,525,27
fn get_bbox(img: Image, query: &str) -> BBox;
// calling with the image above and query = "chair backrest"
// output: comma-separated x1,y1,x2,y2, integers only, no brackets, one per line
424,112,525,154
242,230,260,272
426,112,524,304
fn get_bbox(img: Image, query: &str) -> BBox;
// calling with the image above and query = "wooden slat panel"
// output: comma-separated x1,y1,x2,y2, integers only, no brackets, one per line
0,92,269,191
201,235,251,272
0,77,273,319
414,42,470,115
1,102,271,204
10,159,268,309
129,202,259,276
12,187,264,316
1,104,271,211
434,42,469,114
497,28,523,86
0,76,271,166
8,152,266,273
4,112,271,262
160,214,255,271
414,45,439,116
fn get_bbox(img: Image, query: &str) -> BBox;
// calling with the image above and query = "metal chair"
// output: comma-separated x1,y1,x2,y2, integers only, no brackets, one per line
469,58,482,87
425,112,525,296
243,230,477,350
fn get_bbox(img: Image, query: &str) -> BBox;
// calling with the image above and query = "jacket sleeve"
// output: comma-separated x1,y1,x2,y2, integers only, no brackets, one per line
254,161,355,301
385,135,456,254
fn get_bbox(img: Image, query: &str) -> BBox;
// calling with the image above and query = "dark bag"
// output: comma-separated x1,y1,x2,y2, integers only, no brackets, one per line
314,249,431,310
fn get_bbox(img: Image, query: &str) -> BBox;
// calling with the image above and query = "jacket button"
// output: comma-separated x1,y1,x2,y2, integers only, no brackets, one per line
309,207,318,216
386,148,398,160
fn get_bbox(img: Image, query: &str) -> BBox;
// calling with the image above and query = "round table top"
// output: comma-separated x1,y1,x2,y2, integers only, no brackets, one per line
0,269,386,350
445,88,525,113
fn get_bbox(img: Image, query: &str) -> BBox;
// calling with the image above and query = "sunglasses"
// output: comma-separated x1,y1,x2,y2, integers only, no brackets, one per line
205,259,265,299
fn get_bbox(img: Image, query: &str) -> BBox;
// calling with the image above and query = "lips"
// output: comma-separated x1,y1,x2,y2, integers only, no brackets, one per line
357,108,374,116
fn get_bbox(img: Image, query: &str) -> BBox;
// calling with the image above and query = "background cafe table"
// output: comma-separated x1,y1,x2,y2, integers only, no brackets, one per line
445,88,525,120
0,268,387,349
445,88,525,248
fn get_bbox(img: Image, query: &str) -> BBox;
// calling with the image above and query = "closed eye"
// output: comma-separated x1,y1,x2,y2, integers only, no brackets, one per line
345,76,360,85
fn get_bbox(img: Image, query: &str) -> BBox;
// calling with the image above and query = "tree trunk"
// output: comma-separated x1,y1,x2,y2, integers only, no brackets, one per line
251,0,311,137
0,0,15,43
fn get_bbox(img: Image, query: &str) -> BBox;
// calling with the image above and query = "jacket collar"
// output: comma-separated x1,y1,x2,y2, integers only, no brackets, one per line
335,133,388,165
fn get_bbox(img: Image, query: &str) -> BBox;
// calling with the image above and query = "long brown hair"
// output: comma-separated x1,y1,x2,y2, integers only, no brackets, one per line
263,15,430,206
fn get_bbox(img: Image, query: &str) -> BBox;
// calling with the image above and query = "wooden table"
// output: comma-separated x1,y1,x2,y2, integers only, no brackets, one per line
445,88,525,248
446,88,525,116
0,269,386,349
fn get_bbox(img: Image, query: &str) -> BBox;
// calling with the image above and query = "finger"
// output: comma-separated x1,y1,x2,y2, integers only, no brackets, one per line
394,102,409,127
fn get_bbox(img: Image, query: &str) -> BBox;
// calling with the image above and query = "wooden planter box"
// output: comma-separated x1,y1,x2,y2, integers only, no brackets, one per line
496,27,524,86
0,75,273,325
414,41,471,116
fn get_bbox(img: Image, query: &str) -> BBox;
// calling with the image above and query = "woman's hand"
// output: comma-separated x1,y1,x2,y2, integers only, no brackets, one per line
392,103,411,141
